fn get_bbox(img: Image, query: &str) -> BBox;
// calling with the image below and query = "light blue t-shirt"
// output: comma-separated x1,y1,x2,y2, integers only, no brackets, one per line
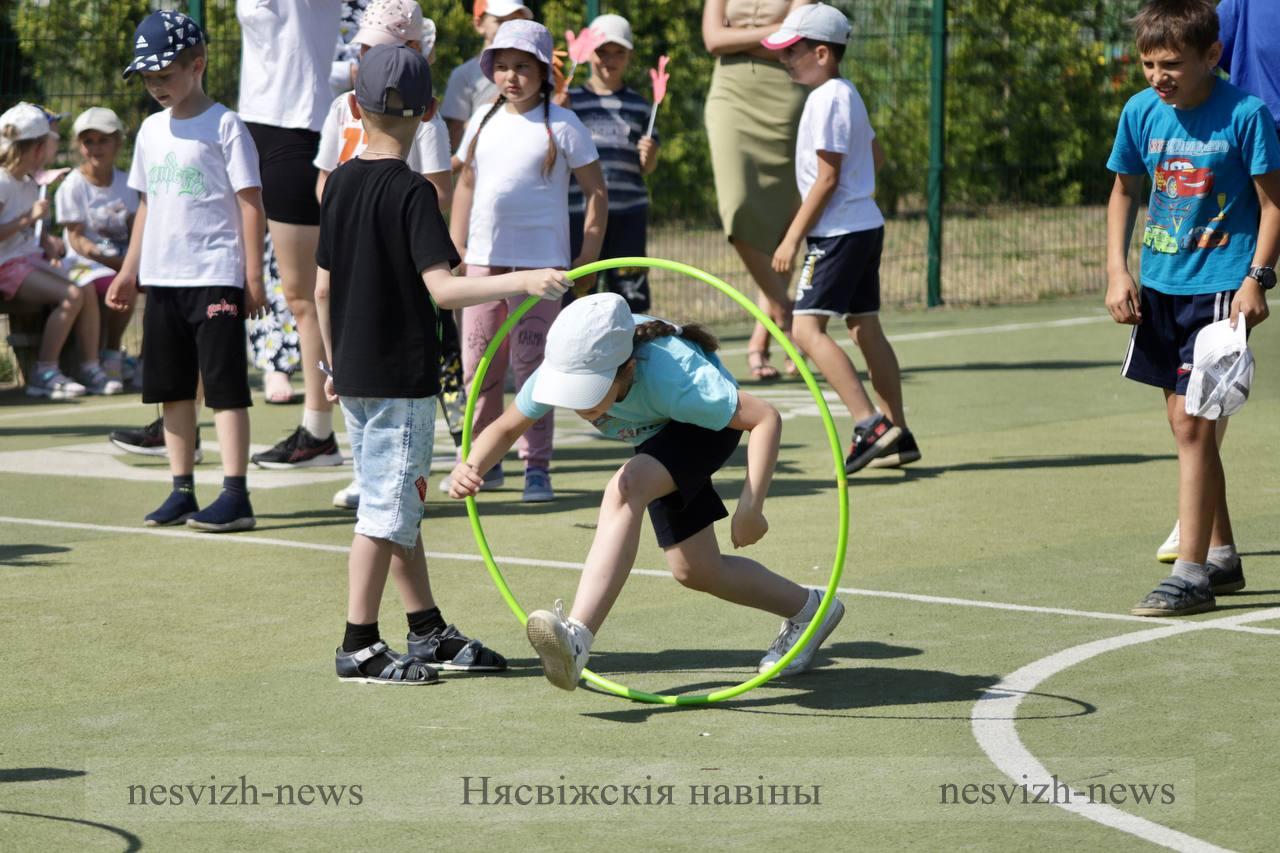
1107,80,1280,295
516,318,739,446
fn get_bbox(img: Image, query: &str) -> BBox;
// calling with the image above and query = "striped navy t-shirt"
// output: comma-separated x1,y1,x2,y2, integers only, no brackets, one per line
567,85,657,215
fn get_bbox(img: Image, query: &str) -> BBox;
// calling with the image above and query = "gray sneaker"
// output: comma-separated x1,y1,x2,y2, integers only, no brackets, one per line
522,467,555,502
757,590,845,676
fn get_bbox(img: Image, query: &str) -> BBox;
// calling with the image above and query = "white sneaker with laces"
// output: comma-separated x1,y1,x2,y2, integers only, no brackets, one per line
1157,521,1179,564
526,599,593,691
332,481,360,509
757,590,845,676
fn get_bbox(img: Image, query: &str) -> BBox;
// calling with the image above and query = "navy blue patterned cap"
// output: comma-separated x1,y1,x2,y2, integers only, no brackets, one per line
123,11,207,79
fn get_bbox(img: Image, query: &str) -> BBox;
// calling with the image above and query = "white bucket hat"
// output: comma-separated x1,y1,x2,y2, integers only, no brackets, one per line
532,293,636,410
480,19,554,83
1184,314,1254,420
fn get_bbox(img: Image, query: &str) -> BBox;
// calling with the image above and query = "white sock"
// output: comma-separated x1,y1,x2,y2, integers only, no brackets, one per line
80,359,101,374
1207,544,1237,567
36,361,56,375
1172,559,1210,589
302,408,333,439
790,588,821,623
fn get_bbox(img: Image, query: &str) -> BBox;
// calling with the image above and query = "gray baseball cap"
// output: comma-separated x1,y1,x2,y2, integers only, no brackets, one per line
355,43,434,116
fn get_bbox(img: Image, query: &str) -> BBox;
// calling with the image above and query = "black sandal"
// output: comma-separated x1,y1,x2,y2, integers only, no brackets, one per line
1130,576,1216,617
335,641,439,685
406,625,508,672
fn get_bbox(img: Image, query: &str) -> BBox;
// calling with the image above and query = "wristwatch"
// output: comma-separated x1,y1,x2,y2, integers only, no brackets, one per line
1247,266,1276,290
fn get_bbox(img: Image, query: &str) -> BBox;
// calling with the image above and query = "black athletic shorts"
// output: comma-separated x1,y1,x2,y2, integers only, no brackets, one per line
245,122,321,226
142,286,253,410
794,226,884,317
635,419,743,548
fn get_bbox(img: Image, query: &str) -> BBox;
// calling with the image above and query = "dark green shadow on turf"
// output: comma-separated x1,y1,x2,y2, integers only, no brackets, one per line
0,544,72,567
849,453,1177,485
0,767,86,783
902,359,1116,375
0,810,141,853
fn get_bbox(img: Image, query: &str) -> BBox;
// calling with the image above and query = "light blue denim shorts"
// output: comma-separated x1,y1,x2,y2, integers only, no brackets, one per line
339,396,437,549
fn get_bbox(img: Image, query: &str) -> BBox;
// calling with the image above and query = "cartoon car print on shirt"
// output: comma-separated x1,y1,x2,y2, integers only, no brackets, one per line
1143,223,1178,254
1155,159,1213,199
1179,224,1230,251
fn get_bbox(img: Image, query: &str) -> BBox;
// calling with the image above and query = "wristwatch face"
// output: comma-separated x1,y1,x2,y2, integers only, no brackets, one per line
1250,266,1277,289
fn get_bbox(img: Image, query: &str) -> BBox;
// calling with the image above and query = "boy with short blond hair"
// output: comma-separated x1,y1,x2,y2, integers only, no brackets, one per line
107,11,267,531
1106,0,1280,615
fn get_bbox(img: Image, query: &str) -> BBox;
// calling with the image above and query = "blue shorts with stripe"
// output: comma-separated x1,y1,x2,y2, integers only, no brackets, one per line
794,226,884,318
1121,287,1236,395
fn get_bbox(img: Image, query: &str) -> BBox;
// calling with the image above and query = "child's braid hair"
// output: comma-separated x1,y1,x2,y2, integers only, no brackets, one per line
632,320,719,354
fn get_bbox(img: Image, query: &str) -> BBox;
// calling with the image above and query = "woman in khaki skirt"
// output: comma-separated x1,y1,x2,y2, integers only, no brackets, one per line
703,0,810,379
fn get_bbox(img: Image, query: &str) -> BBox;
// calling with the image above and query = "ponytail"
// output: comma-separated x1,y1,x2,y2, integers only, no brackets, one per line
632,320,719,355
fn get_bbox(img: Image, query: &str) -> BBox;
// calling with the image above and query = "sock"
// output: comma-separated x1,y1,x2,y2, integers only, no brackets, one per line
102,348,123,362
790,588,820,623
173,474,195,494
80,359,102,374
855,413,883,431
407,607,446,637
302,408,333,440
222,476,248,497
1171,559,1210,589
343,621,381,651
35,360,56,375
1207,544,1237,567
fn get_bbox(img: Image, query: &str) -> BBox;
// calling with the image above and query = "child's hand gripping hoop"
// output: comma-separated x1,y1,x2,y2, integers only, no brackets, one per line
462,257,850,705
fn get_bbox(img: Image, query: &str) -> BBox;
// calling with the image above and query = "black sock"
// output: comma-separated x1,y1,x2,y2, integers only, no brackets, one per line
407,607,446,637
222,475,248,497
173,474,195,494
343,621,381,652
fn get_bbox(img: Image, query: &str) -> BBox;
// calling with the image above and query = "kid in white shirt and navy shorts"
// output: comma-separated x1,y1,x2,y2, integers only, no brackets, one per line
106,11,267,532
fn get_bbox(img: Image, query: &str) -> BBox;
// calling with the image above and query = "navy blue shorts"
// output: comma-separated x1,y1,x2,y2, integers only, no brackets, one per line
635,420,742,548
569,207,650,312
1122,287,1236,394
794,226,884,317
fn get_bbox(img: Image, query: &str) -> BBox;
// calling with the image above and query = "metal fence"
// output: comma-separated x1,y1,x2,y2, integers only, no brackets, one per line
2,0,1146,368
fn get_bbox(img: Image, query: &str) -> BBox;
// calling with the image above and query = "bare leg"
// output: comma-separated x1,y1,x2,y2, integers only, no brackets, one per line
731,238,798,367
269,221,328,415
390,535,438,614
102,293,134,351
664,525,807,618
792,314,877,422
568,455,678,634
1167,391,1233,564
213,408,250,478
162,399,199,476
848,314,908,428
347,533,395,624
73,285,102,362
10,268,84,363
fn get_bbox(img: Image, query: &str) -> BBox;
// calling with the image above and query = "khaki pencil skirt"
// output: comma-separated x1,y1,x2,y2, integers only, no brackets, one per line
704,54,807,254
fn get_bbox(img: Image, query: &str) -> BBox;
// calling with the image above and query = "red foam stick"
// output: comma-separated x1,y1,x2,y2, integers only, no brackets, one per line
645,55,670,137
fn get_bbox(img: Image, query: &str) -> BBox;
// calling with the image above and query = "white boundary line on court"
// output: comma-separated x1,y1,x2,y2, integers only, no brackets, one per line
718,314,1111,357
5,515,1279,637
971,607,1280,853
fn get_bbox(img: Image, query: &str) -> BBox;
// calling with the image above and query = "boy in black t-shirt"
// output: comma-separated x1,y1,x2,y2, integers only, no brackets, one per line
316,44,570,684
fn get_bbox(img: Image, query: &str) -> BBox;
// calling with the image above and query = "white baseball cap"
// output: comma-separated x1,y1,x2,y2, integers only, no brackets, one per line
589,14,633,50
481,0,534,21
1184,314,1254,420
532,293,636,410
761,2,852,50
0,103,52,146
72,107,124,137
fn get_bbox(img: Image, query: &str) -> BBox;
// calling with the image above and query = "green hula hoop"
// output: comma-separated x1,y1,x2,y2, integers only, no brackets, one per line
460,257,849,704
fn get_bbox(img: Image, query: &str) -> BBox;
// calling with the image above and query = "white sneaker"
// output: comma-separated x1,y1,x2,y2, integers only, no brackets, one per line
757,590,845,676
332,481,360,509
526,600,592,691
1157,521,1179,564
26,368,86,399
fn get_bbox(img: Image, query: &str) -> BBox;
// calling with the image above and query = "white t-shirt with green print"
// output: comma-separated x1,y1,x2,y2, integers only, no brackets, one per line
128,103,261,288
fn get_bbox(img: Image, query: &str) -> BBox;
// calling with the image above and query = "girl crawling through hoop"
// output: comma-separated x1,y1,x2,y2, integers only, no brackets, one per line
447,293,844,690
